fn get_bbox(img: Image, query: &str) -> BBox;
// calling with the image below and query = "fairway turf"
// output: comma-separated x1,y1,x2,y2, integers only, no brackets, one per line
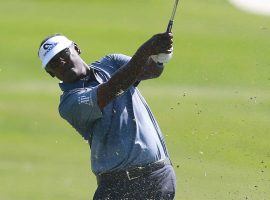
0,0,270,199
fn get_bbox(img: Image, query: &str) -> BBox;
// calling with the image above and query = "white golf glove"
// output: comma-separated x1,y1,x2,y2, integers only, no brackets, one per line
151,48,173,64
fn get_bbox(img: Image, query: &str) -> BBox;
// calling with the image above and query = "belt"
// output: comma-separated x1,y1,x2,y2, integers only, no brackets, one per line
96,158,171,184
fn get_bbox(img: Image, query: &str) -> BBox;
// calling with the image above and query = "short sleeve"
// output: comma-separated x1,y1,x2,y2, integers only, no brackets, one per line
59,86,102,139
110,54,131,69
113,54,131,68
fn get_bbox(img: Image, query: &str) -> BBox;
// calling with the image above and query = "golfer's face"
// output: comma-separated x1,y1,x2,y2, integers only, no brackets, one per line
46,47,80,82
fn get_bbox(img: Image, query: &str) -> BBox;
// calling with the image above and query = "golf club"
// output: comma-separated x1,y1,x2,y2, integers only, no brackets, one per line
166,0,180,33
151,0,180,64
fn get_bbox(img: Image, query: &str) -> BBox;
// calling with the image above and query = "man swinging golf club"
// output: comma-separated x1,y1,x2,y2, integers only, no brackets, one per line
38,1,179,199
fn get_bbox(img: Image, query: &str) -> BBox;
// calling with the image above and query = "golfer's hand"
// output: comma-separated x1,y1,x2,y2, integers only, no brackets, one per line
139,32,173,56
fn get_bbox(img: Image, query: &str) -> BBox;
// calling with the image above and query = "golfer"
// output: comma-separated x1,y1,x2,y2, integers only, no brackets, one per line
38,32,176,199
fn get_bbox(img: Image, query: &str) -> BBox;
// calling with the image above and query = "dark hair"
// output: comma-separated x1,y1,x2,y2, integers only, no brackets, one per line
38,33,62,56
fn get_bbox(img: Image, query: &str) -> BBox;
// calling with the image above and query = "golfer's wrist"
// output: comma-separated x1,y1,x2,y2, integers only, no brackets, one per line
134,48,151,62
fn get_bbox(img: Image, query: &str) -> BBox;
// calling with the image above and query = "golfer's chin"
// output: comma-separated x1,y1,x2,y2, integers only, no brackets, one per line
62,70,80,83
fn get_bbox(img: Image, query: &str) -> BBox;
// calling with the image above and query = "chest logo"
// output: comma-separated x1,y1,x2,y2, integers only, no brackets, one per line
78,95,93,106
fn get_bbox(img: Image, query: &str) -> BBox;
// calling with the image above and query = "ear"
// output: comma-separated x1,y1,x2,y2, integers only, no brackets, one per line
74,43,82,55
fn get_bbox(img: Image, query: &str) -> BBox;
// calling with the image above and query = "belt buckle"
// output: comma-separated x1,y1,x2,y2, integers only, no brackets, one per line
126,167,143,181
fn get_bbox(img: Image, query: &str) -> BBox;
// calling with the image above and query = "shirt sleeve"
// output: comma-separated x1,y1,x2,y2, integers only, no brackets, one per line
59,86,102,140
110,54,131,69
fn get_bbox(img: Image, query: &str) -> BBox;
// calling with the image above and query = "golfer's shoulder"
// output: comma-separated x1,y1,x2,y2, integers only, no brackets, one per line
102,53,130,59
109,53,131,62
96,53,129,63
92,53,131,72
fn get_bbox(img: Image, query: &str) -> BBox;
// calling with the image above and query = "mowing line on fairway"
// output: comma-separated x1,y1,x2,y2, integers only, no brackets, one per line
1,82,270,100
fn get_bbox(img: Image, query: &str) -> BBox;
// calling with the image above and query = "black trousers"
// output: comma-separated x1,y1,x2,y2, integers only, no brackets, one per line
93,165,176,200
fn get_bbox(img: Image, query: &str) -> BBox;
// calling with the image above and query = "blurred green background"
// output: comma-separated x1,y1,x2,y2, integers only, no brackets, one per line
0,0,270,199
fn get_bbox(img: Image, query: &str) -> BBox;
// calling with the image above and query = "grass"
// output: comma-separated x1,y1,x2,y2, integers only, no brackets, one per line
0,0,270,199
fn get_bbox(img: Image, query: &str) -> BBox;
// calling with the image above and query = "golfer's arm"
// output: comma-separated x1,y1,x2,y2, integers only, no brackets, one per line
137,58,164,81
97,50,149,109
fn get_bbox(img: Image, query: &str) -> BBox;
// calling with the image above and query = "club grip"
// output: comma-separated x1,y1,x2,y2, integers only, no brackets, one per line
166,20,174,33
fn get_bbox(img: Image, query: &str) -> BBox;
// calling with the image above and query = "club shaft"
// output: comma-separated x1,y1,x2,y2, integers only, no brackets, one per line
166,0,180,33
170,0,179,21
166,20,174,33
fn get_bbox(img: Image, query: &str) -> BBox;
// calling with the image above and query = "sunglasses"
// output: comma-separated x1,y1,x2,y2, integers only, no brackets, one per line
46,47,72,69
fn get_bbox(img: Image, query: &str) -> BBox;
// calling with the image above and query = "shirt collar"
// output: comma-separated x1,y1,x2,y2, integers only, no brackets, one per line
59,64,99,92
59,76,91,92
59,64,107,92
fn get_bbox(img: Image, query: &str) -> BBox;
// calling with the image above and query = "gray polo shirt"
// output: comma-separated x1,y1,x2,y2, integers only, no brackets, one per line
59,54,169,175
